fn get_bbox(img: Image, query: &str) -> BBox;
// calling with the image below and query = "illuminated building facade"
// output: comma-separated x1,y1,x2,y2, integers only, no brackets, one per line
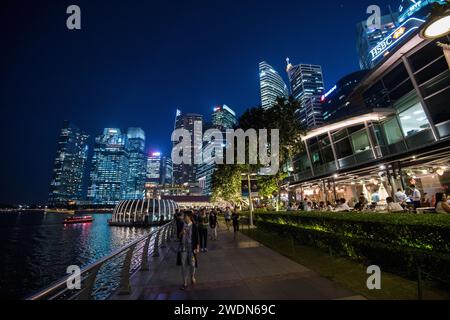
286,60,325,128
48,121,89,207
259,61,289,110
87,128,129,205
212,105,237,130
289,30,450,203
123,128,146,200
173,111,203,185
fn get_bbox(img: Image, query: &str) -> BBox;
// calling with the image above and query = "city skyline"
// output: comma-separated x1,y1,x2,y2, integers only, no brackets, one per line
1,0,398,204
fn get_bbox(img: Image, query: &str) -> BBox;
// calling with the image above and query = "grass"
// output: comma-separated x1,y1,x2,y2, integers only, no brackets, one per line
241,227,450,300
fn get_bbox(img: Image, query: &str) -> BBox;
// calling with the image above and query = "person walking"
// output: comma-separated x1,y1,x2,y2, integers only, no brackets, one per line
198,209,209,252
224,207,232,231
209,210,218,241
231,209,240,240
178,211,199,291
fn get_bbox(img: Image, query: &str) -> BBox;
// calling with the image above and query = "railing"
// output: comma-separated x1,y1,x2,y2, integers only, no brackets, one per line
27,220,176,300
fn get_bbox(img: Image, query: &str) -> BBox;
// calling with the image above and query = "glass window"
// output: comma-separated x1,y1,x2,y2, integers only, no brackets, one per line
383,63,409,92
351,131,370,153
335,138,353,159
426,86,450,124
321,146,335,163
398,103,431,137
383,117,403,145
409,41,444,73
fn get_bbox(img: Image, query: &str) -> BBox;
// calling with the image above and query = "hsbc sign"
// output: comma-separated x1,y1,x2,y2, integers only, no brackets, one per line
369,18,425,62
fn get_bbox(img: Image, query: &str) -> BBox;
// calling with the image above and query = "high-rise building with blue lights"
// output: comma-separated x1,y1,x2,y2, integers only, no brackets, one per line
124,128,147,200
259,61,289,110
48,121,89,207
87,128,129,205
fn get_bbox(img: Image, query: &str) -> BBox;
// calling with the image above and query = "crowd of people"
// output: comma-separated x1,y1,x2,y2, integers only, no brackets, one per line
287,185,450,214
174,207,240,290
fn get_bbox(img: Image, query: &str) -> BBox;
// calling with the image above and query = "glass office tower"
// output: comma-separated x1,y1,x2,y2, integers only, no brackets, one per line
212,105,237,130
286,59,325,128
173,111,203,185
259,61,289,110
48,121,89,207
87,128,129,205
124,128,146,200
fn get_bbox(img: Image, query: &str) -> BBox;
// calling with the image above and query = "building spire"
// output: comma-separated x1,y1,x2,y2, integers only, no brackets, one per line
286,57,293,73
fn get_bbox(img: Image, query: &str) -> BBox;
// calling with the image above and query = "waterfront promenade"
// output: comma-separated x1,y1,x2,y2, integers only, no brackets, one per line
111,227,365,300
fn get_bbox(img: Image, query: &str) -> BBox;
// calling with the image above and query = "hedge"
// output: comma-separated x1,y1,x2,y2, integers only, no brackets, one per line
253,212,450,284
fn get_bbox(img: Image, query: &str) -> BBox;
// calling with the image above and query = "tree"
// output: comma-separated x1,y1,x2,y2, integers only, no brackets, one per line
211,97,306,209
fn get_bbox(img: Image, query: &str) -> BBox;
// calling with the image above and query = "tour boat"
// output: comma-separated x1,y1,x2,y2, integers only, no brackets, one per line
63,216,94,224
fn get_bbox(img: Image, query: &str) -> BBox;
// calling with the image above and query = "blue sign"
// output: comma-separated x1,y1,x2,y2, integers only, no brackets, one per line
369,17,425,63
398,0,447,23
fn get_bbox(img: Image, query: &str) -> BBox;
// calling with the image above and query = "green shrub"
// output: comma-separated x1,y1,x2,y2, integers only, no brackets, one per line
254,212,450,284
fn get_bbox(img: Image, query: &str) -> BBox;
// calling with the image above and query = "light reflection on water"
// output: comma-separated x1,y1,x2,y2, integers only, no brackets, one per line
0,211,151,299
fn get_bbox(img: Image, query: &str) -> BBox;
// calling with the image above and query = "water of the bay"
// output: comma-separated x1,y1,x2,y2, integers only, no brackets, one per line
0,211,150,299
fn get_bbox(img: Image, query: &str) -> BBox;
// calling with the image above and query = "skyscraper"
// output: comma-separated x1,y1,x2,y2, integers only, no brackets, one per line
123,128,146,200
87,128,129,205
197,105,238,195
146,152,173,186
48,121,89,207
356,13,398,70
286,59,325,128
259,61,289,110
212,105,237,130
173,111,203,185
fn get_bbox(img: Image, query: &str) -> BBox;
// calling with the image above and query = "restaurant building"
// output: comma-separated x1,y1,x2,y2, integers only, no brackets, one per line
288,29,450,205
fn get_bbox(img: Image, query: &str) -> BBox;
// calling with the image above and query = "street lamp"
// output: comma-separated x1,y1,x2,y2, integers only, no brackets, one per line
241,172,257,227
420,4,450,40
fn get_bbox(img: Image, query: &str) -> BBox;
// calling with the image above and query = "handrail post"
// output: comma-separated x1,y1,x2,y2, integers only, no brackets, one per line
152,229,161,257
118,244,136,295
140,235,152,272
76,264,101,300
160,225,168,248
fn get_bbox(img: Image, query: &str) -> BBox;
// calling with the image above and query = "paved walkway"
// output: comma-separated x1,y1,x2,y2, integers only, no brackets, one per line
113,228,365,300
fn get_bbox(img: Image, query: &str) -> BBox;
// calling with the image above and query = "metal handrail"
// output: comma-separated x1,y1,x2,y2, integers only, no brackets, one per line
27,220,176,300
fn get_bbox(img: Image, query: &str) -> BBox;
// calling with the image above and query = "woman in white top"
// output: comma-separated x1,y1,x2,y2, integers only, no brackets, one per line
435,193,450,214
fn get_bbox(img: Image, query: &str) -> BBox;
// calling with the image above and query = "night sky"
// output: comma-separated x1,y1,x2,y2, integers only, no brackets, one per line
0,0,396,204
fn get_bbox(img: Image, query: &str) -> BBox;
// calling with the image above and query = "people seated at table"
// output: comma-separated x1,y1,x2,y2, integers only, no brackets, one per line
435,193,450,214
305,202,313,212
386,197,405,213
335,198,351,212
354,193,368,211
394,188,407,205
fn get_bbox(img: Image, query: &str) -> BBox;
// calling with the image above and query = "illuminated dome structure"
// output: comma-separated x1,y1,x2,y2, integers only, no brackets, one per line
109,199,178,226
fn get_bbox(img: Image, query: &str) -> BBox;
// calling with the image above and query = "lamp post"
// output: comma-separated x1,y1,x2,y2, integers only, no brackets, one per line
420,3,450,68
242,172,256,227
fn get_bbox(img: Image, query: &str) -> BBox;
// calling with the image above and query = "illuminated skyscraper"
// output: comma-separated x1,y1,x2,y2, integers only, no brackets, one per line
197,105,237,195
212,105,237,130
259,61,289,110
123,128,146,200
146,152,173,186
286,59,325,128
172,111,203,185
87,128,129,205
356,13,398,70
48,121,89,207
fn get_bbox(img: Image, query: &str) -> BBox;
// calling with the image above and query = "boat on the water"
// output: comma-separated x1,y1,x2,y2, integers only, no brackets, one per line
63,216,93,224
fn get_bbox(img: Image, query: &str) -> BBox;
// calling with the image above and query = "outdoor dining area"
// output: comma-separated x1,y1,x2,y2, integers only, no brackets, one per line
285,157,450,215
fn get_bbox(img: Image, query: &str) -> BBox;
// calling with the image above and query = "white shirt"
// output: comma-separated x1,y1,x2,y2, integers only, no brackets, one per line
394,191,407,203
412,189,421,201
